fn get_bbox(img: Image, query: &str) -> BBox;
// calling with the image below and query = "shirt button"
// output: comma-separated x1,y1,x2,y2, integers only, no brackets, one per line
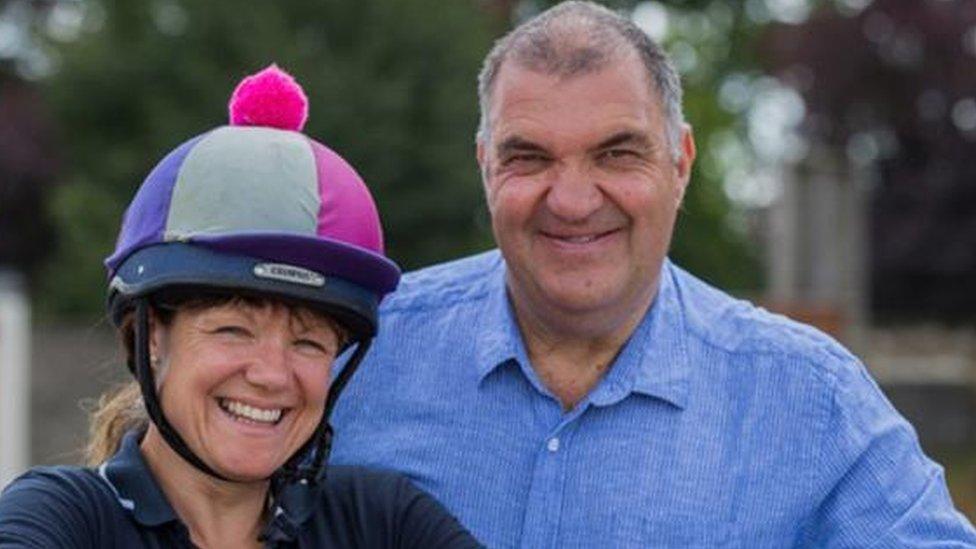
547,437,560,453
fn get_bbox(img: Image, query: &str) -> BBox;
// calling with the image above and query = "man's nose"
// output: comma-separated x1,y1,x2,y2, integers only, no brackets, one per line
545,162,603,222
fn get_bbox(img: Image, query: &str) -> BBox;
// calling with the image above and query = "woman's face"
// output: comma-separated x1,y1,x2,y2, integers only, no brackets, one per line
149,299,340,481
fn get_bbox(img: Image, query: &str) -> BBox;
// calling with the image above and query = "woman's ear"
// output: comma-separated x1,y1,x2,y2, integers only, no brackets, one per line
148,309,165,370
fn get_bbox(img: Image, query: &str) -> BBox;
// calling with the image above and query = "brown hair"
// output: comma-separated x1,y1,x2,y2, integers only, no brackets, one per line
84,294,347,465
85,380,147,465
84,310,158,466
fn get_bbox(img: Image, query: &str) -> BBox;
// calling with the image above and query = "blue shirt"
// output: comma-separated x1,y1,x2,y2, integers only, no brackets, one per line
0,431,480,548
331,250,976,548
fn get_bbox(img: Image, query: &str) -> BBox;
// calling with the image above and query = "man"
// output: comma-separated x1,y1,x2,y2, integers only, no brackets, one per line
331,2,976,547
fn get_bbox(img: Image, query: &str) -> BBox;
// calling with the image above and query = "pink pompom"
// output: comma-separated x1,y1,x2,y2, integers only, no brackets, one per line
228,64,308,131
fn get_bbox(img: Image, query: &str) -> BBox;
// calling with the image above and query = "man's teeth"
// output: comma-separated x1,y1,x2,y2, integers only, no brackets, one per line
561,235,597,243
220,399,282,424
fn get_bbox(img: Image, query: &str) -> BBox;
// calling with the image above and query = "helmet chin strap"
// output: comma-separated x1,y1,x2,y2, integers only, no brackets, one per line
134,298,231,481
133,298,374,544
261,339,372,545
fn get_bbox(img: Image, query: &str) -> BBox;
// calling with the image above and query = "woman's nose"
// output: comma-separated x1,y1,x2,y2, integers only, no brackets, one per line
243,339,292,390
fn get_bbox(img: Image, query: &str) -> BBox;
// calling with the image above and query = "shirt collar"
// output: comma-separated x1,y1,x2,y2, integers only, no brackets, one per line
99,430,180,527
589,261,690,409
474,258,690,410
473,262,529,382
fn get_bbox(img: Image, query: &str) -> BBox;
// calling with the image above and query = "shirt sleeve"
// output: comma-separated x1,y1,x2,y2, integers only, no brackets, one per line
392,475,484,549
803,357,976,547
0,470,99,548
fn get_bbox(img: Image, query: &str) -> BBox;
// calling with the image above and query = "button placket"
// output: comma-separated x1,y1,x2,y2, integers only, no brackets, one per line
547,437,560,453
519,411,587,548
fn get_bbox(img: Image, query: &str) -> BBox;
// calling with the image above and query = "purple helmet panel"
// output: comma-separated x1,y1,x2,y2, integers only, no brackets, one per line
310,140,385,255
104,133,209,276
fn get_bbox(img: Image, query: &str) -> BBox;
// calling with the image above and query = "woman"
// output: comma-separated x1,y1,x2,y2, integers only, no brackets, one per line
0,66,481,548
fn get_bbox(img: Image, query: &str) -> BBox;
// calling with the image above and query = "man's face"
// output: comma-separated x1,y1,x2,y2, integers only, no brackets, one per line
477,54,695,321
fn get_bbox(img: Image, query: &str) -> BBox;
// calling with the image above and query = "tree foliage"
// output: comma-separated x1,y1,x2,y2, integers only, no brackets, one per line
0,69,58,277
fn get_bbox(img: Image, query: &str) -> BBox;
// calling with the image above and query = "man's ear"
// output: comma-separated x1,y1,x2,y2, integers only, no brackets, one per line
674,124,697,203
476,139,488,182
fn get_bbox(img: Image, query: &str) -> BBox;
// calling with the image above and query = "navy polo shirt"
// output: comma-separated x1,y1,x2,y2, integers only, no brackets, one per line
0,432,480,548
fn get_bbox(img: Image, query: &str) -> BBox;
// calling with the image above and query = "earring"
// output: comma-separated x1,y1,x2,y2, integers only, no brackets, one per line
150,355,160,368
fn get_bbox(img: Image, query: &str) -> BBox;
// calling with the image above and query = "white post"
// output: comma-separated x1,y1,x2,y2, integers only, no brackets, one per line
0,271,30,489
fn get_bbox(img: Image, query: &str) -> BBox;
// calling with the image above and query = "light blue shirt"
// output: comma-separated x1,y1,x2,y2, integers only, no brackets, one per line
331,250,976,548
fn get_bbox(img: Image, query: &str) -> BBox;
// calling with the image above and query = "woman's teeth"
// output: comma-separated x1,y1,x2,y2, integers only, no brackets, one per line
219,398,282,424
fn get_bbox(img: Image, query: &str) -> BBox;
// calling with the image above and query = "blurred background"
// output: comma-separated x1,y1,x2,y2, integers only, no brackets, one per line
0,0,973,519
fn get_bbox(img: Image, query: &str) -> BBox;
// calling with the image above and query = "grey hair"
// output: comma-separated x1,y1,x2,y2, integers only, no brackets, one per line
476,1,686,160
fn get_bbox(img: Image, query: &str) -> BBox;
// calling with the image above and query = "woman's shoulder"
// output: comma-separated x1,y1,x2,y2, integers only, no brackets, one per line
321,465,448,519
0,465,114,546
323,464,409,492
316,466,483,548
317,465,417,523
1,465,109,512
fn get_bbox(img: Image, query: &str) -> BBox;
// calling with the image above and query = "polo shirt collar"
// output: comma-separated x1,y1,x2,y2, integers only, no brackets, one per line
99,430,180,527
474,258,690,410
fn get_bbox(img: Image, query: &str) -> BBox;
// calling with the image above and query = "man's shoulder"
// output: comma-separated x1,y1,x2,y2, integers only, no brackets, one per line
671,263,859,376
381,249,503,314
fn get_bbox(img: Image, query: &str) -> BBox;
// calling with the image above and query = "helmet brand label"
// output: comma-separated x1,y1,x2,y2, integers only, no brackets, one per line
253,263,325,287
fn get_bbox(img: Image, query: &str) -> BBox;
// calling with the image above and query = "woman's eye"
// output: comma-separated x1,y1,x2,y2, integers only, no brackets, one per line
212,325,252,338
294,338,334,356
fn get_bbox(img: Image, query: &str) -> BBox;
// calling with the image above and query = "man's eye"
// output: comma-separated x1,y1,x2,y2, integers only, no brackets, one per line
501,154,549,174
504,153,546,164
600,149,637,160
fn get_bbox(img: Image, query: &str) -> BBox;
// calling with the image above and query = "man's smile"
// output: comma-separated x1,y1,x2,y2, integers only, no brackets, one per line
538,227,623,248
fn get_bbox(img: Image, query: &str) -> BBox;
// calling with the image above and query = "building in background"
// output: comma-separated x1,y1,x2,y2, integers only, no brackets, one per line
760,0,976,448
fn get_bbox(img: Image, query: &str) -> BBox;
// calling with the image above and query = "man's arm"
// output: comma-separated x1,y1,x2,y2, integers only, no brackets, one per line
802,359,976,547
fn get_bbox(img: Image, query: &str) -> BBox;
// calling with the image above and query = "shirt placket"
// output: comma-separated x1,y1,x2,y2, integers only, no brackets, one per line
519,406,585,549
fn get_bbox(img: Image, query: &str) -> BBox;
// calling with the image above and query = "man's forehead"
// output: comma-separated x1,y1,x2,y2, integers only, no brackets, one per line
491,48,651,99
487,60,662,151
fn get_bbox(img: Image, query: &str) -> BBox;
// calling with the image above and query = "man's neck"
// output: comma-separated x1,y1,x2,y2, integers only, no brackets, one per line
140,428,266,549
509,282,657,411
